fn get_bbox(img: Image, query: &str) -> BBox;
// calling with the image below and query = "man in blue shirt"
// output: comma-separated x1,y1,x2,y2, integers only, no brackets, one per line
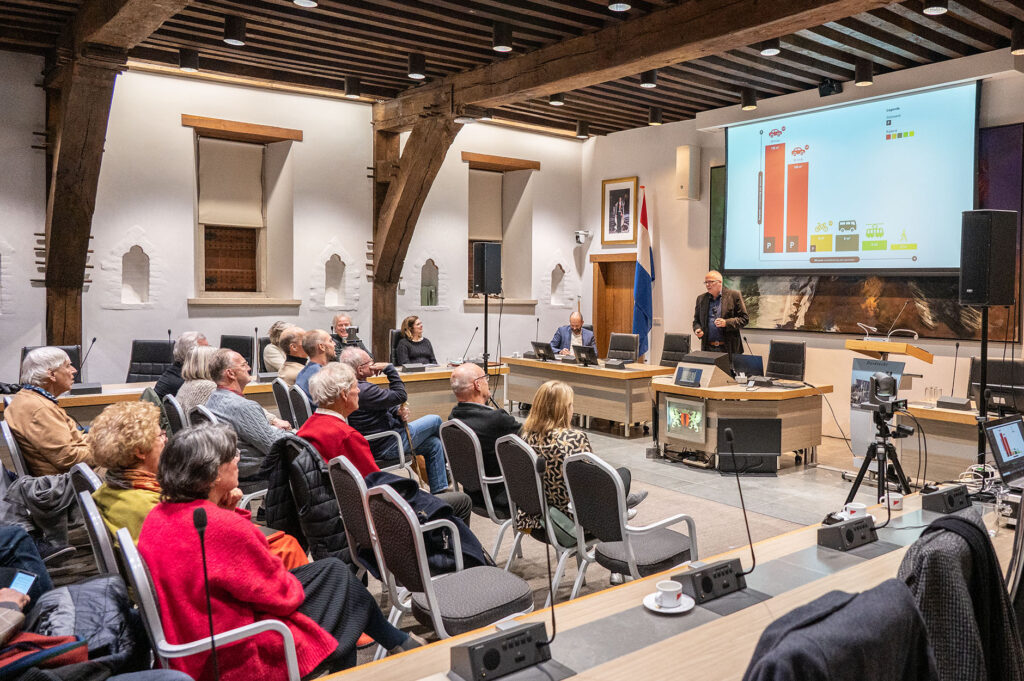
692,270,748,354
295,329,336,400
550,312,597,356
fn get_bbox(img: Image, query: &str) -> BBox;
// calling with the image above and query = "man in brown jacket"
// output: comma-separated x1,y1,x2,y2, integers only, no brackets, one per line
5,347,93,476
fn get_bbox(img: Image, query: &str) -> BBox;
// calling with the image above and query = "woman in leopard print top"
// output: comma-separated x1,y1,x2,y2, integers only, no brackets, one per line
517,380,640,530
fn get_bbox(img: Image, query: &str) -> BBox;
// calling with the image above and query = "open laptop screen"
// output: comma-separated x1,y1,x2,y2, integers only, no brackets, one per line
984,415,1024,487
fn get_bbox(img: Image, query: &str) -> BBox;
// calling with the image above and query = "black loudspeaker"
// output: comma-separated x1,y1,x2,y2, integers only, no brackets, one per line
473,242,502,295
959,210,1017,307
672,558,746,605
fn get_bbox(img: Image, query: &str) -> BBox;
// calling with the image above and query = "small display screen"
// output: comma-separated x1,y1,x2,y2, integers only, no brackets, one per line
985,415,1024,486
674,366,703,387
664,397,706,444
9,571,35,595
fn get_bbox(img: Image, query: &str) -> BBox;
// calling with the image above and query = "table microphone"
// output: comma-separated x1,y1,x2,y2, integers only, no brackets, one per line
533,457,558,647
950,341,960,395
80,337,97,368
535,317,540,342
167,329,172,347
461,326,479,364
743,336,754,356
194,507,220,681
723,428,757,575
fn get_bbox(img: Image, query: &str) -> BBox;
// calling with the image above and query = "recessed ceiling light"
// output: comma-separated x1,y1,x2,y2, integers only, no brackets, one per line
293,0,318,7
608,2,631,11
922,0,947,15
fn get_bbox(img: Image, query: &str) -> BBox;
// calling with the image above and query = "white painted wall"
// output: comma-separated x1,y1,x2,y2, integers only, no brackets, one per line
0,52,46,384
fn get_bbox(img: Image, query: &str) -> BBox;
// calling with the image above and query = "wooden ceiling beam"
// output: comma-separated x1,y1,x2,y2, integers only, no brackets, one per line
374,0,893,131
66,0,192,53
891,4,1003,50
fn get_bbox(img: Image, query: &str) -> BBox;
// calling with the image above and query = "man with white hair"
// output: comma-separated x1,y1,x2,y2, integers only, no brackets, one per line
448,363,519,479
331,314,368,357
5,347,93,476
154,331,208,398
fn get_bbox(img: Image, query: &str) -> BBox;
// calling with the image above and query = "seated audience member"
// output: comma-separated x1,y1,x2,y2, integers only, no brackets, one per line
155,331,208,398
5,347,93,476
394,315,437,366
295,329,336,400
517,380,646,531
89,401,306,567
263,321,291,373
298,363,472,523
173,344,218,415
276,326,307,386
448,363,519,510
205,349,288,481
0,525,52,606
550,312,596,357
332,314,368,357
138,424,421,681
338,348,448,494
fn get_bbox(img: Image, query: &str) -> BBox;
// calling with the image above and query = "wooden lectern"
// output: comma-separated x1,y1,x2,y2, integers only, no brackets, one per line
845,339,934,364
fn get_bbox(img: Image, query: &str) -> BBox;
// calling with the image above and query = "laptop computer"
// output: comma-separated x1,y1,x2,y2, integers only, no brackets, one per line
731,354,764,380
984,414,1024,487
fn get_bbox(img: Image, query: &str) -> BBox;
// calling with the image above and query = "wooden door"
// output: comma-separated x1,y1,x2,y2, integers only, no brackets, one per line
590,254,635,358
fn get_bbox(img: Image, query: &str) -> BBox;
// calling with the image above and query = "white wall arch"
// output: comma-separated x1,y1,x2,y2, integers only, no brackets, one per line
308,239,361,312
99,226,160,310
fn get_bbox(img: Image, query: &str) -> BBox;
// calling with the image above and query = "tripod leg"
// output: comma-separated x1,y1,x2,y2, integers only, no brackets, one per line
845,446,877,505
885,444,912,494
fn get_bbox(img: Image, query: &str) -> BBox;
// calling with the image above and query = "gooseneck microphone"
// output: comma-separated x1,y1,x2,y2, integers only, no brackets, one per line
723,428,757,576
535,317,540,342
533,457,558,648
167,329,173,347
461,326,479,363
79,337,98,375
743,336,754,356
950,341,960,395
194,507,220,681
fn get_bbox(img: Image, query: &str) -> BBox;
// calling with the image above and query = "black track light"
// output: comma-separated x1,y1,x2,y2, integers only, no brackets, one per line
608,1,631,11
648,107,663,126
549,93,565,106
575,120,590,139
758,38,781,57
344,76,361,99
223,15,246,46
854,58,874,87
640,70,658,88
408,53,426,80
1012,22,1024,57
922,0,947,15
492,22,513,52
740,87,757,111
178,48,199,72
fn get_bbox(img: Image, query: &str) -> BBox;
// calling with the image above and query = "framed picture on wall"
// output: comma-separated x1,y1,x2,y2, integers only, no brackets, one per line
601,176,638,246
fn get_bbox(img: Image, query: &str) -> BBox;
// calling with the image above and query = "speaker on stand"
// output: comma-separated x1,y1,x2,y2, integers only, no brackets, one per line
473,242,502,370
959,209,1019,465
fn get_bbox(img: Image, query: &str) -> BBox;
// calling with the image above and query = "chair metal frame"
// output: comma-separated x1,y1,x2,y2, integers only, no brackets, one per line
365,430,413,478
287,384,312,428
77,489,119,574
495,434,588,605
563,452,698,597
116,528,300,680
188,405,219,426
162,394,189,435
69,462,102,495
440,419,513,560
272,378,295,425
0,419,29,477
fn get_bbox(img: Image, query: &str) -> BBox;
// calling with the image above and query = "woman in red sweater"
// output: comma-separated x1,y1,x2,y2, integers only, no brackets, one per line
138,424,420,681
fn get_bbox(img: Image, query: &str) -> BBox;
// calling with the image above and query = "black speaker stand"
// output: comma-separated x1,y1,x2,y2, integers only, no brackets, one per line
977,306,989,466
844,411,912,505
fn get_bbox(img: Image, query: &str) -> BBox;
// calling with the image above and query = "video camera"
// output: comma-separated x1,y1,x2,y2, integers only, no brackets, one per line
860,371,913,438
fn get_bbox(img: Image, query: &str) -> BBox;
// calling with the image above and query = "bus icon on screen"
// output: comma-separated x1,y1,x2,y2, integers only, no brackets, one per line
837,220,857,233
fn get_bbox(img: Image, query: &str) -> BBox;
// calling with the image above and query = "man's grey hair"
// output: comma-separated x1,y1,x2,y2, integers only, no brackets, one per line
338,346,366,371
158,424,239,503
208,348,238,384
450,363,483,398
332,313,351,328
301,329,330,357
309,362,357,407
173,332,207,363
20,347,70,386
279,326,304,353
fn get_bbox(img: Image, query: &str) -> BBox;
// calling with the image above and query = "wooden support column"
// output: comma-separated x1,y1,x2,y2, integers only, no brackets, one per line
44,52,123,346
370,115,461,359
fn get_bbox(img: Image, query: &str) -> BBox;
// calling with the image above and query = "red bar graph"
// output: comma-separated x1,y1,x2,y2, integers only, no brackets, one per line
763,144,785,253
786,162,808,252
1001,432,1011,455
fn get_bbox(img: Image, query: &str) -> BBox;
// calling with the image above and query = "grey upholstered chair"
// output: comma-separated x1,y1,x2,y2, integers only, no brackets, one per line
77,489,119,575
766,340,806,381
564,452,697,597
272,377,294,425
219,334,255,369
366,485,533,639
660,332,692,367
607,333,640,362
117,528,300,680
0,420,29,477
124,341,173,383
495,434,587,605
288,384,312,428
162,394,188,435
187,405,219,426
439,419,513,560
389,329,403,365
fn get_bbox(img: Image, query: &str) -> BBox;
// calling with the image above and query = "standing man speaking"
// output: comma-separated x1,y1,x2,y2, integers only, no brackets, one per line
693,271,748,354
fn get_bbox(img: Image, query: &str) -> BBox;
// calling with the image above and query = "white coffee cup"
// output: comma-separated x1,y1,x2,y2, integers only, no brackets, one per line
880,493,903,510
843,502,867,519
656,580,682,609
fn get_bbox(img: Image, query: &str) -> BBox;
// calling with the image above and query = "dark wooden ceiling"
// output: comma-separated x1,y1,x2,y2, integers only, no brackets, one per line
1,0,1019,136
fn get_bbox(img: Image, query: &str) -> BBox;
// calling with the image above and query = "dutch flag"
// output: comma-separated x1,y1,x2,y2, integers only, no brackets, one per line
632,186,655,359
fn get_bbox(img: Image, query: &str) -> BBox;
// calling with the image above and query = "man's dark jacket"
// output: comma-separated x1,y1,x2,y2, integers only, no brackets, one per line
692,287,748,355
448,402,520,478
348,364,405,457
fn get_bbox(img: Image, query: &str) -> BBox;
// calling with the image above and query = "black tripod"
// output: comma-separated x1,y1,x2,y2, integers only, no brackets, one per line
844,409,913,505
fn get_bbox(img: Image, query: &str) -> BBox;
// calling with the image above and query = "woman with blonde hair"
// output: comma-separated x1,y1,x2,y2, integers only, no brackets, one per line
263,320,291,373
518,380,646,531
394,315,437,366
89,402,306,567
174,344,218,415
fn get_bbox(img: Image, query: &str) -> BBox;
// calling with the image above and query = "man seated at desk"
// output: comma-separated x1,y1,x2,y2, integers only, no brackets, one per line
550,312,596,357
331,313,368,357
338,348,449,494
5,347,94,476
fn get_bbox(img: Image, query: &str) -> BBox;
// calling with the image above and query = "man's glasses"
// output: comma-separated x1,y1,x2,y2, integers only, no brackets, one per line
704,280,721,286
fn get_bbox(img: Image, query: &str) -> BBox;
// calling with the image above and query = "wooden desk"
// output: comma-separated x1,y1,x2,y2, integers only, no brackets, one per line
651,378,833,465
898,403,986,482
0,366,508,425
329,495,1011,681
502,357,673,436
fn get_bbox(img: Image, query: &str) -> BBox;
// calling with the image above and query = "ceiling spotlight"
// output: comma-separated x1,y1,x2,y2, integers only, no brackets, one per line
478,109,494,122
648,106,663,126
549,93,565,106
178,48,199,72
740,87,757,111
1012,22,1024,56
492,22,513,52
575,120,590,139
608,1,631,11
223,15,246,46
854,58,874,87
407,52,426,80
758,38,781,57
344,76,361,99
293,0,318,6
640,70,658,88
922,0,947,15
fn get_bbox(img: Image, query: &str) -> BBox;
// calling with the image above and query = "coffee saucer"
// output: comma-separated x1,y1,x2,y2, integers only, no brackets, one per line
642,592,695,615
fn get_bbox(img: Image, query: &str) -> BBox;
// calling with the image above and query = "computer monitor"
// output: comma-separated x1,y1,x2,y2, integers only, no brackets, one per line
572,344,598,367
530,341,555,361
984,415,1024,486
731,354,764,379
968,357,1024,414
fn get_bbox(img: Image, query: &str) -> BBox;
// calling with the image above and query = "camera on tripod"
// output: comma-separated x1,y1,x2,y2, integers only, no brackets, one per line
860,371,912,437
